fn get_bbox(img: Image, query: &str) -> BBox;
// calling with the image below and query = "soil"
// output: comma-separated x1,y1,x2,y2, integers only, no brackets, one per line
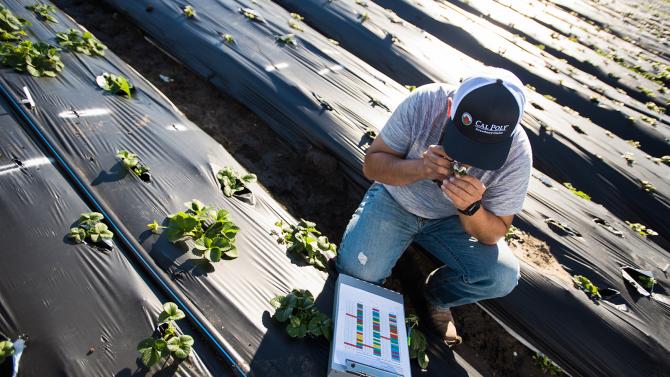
52,0,566,375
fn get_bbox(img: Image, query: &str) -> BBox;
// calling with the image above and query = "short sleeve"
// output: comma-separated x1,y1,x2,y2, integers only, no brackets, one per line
379,87,426,155
481,138,533,216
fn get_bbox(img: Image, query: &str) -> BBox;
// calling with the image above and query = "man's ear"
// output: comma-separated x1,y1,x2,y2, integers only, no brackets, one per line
447,97,453,118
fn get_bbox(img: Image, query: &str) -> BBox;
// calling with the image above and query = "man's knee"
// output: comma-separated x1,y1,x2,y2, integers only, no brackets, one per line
488,243,520,297
335,249,386,284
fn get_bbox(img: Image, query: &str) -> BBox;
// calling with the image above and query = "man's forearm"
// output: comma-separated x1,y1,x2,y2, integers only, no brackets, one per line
459,207,508,245
363,153,425,185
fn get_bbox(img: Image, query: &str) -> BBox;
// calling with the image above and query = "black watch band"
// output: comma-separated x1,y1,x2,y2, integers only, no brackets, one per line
458,200,482,216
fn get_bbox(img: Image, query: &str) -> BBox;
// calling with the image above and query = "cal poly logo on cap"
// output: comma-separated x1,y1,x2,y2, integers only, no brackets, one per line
461,112,473,126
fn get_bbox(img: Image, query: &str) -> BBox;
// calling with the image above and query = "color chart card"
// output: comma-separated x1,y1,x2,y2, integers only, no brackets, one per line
332,282,411,376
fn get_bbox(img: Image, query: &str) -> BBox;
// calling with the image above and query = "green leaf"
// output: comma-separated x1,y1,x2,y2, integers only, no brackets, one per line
96,72,134,98
147,220,164,234
167,335,193,359
0,340,15,365
56,29,106,56
137,338,164,367
223,245,238,259
158,302,186,323
208,247,222,262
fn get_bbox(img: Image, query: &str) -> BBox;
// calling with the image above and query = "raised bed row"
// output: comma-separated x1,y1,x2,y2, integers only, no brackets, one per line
97,0,670,376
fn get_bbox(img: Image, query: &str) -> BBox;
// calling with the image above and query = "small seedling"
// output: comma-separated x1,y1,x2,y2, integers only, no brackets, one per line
0,340,14,365
0,5,30,41
367,97,390,111
563,182,591,201
163,200,240,262
622,152,635,166
272,219,336,270
68,212,114,249
625,221,658,237
327,38,339,45
239,8,264,22
270,289,332,339
640,180,655,193
96,72,135,98
275,33,297,46
216,167,256,198
56,29,106,56
573,275,601,300
543,94,556,102
288,19,303,31
358,12,369,22
452,161,468,177
406,314,429,370
405,85,416,92
26,3,57,23
290,12,304,21
183,5,196,18
638,275,656,290
138,302,193,368
364,128,377,139
221,33,235,44
505,225,526,243
532,353,562,375
0,40,63,77
627,140,641,148
116,149,151,182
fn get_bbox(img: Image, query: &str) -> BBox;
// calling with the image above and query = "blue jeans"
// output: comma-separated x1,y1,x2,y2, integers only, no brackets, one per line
336,183,520,308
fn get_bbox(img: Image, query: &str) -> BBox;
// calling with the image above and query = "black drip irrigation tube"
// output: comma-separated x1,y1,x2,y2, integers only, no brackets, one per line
0,82,247,377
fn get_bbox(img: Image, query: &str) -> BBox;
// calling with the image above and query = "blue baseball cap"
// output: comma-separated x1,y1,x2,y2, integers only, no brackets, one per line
442,68,526,170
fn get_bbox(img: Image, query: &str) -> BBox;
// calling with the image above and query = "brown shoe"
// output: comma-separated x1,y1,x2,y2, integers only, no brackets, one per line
427,303,462,347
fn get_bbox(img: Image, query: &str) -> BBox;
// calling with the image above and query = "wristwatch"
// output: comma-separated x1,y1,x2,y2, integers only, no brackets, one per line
458,200,482,216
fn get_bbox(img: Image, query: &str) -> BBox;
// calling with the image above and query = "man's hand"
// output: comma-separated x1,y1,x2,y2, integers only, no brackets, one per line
441,175,486,210
421,145,454,181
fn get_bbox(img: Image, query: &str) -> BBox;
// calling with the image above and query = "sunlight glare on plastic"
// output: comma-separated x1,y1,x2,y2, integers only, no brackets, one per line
265,62,289,72
0,157,52,176
318,65,344,75
58,108,111,118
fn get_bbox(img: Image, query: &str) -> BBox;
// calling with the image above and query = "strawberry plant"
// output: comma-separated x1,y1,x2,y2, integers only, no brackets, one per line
625,221,658,237
406,314,429,370
640,180,655,193
638,275,656,290
182,5,196,18
275,33,297,46
573,275,601,300
138,302,193,368
563,182,591,201
364,128,377,139
116,149,151,182
0,40,63,77
239,8,264,22
56,29,106,56
216,167,256,198
0,6,29,41
270,289,332,339
221,33,235,44
147,220,165,234
358,12,369,23
68,212,114,249
288,19,303,32
162,200,239,262
271,219,336,270
96,72,135,98
290,12,304,21
25,4,57,23
0,340,14,365
505,225,526,244
532,353,562,375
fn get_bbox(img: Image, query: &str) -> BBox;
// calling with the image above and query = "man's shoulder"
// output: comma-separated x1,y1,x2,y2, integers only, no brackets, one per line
507,127,533,167
413,82,455,99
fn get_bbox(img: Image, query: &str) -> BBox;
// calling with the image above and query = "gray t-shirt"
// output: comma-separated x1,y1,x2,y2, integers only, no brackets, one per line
379,83,532,219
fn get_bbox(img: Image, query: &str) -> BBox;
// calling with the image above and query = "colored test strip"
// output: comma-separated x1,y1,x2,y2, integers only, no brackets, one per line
389,313,400,361
356,303,364,349
372,308,382,356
